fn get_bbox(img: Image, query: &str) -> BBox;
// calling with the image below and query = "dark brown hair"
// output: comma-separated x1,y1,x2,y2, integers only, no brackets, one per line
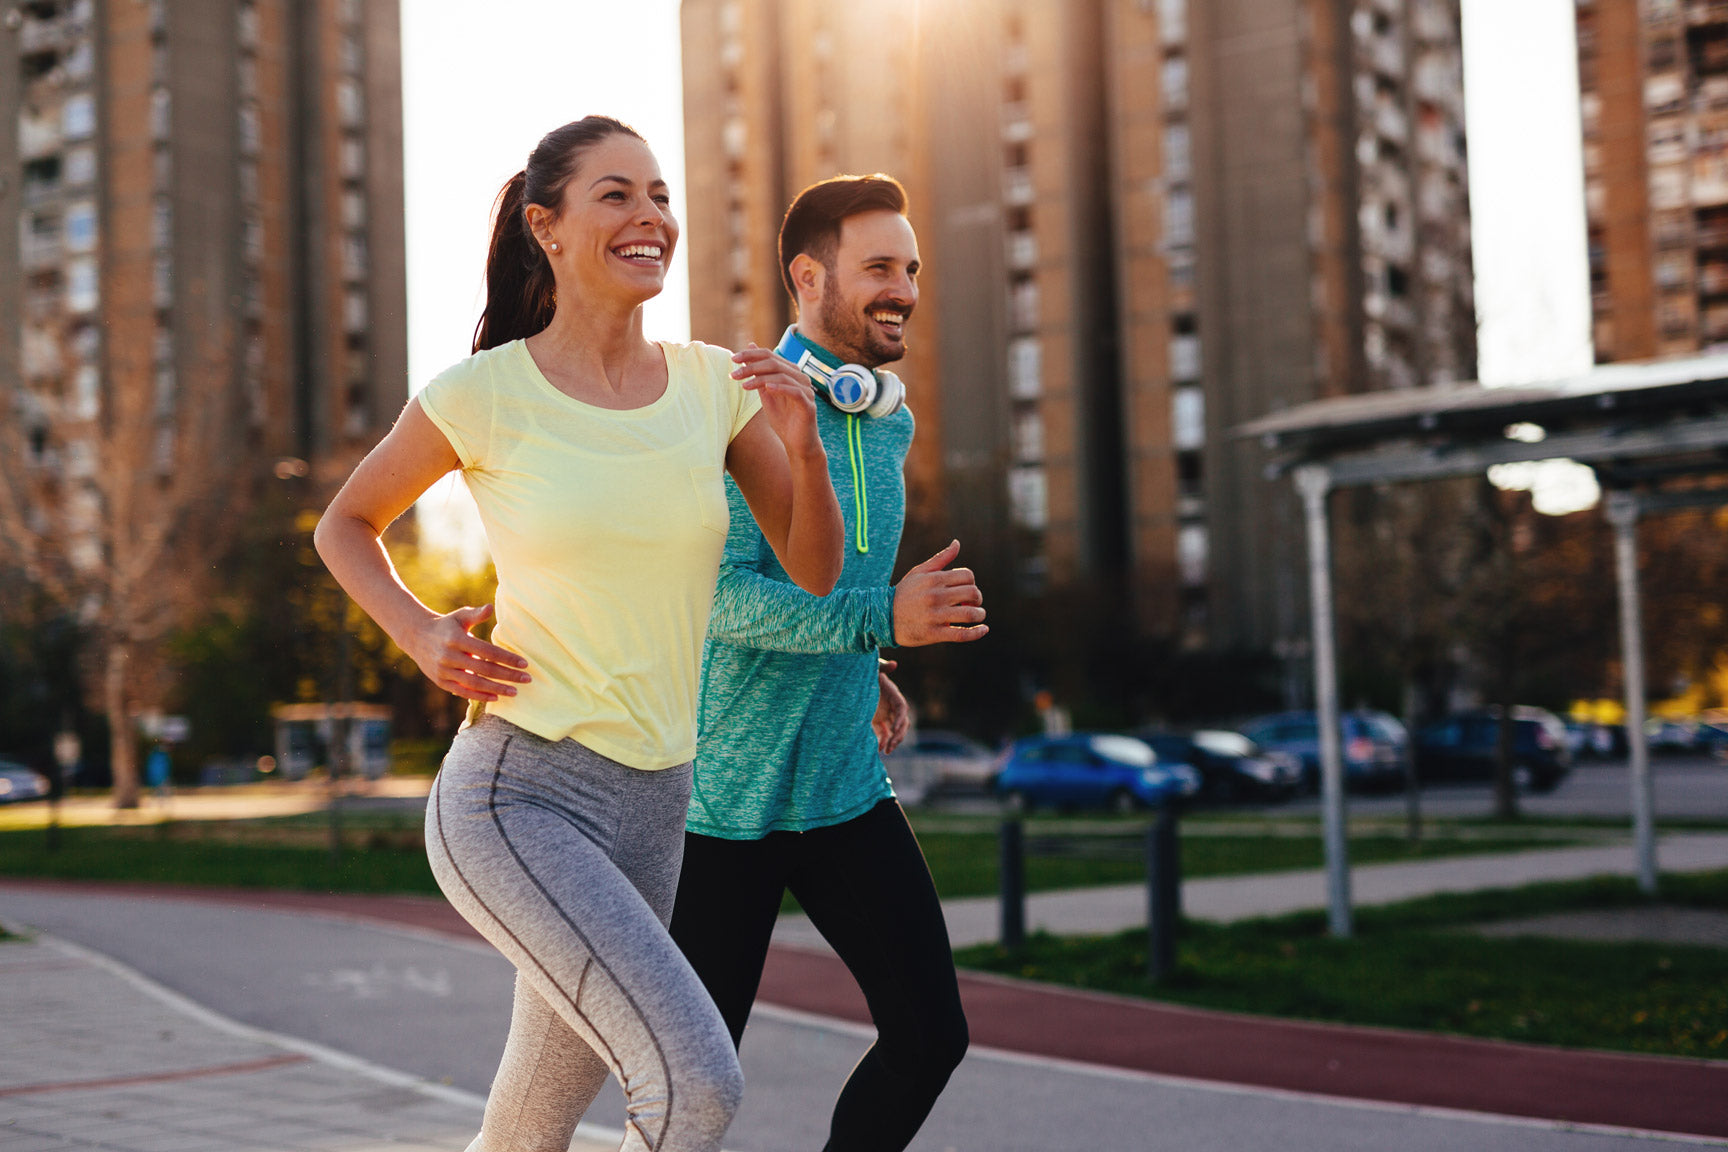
778,173,909,304
471,116,647,353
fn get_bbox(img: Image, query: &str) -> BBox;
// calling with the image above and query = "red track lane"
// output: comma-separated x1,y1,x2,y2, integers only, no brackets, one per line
6,879,1726,1139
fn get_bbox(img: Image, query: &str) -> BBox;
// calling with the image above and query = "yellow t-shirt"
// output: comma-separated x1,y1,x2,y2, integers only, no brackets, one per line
416,339,762,770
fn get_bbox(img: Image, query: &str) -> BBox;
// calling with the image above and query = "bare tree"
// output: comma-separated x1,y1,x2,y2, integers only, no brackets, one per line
0,337,249,808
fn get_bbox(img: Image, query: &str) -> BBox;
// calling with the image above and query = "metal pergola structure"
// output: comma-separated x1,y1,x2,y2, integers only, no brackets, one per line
1236,353,1728,936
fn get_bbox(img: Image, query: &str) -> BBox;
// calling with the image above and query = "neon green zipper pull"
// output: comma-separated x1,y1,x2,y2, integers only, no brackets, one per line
847,413,869,554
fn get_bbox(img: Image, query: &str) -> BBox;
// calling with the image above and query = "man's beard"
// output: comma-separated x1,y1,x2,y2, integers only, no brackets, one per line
817,277,905,369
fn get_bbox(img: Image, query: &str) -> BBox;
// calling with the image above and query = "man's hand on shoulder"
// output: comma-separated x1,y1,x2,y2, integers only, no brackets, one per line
892,540,988,646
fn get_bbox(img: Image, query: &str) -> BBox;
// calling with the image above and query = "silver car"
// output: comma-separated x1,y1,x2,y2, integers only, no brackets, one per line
0,760,51,803
884,730,998,804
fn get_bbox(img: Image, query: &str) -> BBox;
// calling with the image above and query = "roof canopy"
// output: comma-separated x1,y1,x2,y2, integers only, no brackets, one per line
1235,354,1728,490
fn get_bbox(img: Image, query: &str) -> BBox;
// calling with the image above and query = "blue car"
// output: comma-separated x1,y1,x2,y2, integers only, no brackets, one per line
1237,710,1407,793
994,734,1200,813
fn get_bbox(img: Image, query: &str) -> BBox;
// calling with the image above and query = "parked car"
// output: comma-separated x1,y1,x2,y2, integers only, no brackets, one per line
1413,707,1571,792
993,733,1200,813
1237,710,1407,792
1136,730,1300,803
0,759,50,804
883,730,998,802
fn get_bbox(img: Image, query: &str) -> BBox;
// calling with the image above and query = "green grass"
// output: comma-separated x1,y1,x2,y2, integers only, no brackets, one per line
954,871,1728,1060
0,811,1581,906
0,823,440,895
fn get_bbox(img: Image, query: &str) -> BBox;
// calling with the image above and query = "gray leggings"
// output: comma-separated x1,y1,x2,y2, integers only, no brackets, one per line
425,714,742,1152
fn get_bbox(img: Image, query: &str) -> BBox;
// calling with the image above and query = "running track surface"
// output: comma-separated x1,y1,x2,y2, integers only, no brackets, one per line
5,880,1724,1140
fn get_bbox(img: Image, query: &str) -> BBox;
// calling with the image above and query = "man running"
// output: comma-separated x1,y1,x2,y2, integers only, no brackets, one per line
670,173,987,1151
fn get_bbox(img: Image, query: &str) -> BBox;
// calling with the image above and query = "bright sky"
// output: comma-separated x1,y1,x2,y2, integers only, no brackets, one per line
399,0,1596,550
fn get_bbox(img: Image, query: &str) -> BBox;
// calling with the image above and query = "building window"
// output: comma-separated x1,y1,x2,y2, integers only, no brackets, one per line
153,255,173,309
64,202,97,253
1164,188,1194,246
67,258,99,312
1158,0,1186,44
1177,523,1208,587
64,146,96,186
345,289,368,332
342,235,367,279
239,104,261,156
342,190,366,229
152,198,172,250
1163,123,1191,181
1172,385,1205,450
63,93,96,140
73,365,100,420
1162,56,1189,111
1169,333,1201,382
336,78,364,127
1009,466,1049,530
64,41,93,80
1013,411,1045,463
149,88,171,142
1008,336,1042,399
1011,278,1040,331
341,137,366,179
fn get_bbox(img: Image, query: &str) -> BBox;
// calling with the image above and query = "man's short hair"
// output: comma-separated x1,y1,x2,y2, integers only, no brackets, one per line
778,174,909,303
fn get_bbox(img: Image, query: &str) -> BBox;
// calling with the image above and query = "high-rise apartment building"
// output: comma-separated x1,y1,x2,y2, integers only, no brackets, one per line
1,0,405,586
1575,0,1728,362
681,0,1475,660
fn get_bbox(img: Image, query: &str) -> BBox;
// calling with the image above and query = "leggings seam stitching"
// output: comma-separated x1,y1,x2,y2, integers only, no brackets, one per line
433,734,632,1133
486,741,678,1151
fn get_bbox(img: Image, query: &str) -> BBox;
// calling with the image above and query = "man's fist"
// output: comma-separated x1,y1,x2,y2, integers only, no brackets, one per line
892,540,987,646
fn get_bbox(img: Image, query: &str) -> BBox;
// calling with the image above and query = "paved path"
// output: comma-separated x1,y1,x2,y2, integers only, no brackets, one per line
0,929,617,1152
782,831,1728,950
6,835,1728,1149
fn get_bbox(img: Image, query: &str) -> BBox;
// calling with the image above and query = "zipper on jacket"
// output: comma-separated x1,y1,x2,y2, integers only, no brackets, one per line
846,413,869,554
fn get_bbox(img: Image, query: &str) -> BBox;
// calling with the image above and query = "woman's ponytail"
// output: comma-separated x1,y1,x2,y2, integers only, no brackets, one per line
469,116,648,354
471,171,554,353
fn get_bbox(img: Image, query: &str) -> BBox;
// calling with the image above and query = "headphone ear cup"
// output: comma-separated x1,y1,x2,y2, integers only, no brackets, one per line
825,364,878,414
865,370,905,419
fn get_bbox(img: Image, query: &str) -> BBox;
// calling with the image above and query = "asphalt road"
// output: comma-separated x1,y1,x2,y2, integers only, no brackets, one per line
1302,756,1728,822
0,886,1707,1151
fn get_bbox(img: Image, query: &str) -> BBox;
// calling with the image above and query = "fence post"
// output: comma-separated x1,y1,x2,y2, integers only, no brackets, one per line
1147,804,1180,980
999,818,1026,950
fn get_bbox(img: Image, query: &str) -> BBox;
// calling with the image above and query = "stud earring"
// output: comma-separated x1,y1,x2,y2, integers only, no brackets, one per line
549,242,561,253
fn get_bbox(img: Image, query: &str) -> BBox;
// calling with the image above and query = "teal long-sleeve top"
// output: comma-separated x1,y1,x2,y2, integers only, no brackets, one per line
688,398,914,839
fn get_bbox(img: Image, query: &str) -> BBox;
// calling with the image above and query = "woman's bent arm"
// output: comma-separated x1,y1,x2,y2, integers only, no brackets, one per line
725,345,844,596
313,398,531,702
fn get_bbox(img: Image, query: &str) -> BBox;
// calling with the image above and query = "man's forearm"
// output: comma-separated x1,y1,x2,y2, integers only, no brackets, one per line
708,564,895,654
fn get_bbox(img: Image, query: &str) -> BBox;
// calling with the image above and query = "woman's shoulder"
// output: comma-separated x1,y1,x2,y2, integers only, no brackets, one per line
430,341,523,387
663,337,745,378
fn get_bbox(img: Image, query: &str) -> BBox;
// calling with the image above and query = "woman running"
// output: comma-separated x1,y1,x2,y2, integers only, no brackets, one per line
314,116,843,1152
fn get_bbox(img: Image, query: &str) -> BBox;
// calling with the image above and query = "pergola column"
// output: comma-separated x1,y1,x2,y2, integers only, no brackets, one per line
1295,464,1351,936
1605,490,1658,895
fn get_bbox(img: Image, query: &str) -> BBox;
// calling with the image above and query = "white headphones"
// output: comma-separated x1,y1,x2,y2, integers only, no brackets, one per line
774,326,905,419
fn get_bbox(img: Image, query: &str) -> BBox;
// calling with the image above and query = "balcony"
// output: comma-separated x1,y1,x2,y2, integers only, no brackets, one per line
1370,36,1404,77
1698,259,1728,296
19,115,63,161
1375,101,1408,143
19,14,71,55
20,235,63,273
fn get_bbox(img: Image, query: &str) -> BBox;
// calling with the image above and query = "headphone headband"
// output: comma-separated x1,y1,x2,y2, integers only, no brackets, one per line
772,326,905,418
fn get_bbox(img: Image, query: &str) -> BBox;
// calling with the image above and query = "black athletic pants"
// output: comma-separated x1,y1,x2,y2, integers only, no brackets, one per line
669,798,970,1152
